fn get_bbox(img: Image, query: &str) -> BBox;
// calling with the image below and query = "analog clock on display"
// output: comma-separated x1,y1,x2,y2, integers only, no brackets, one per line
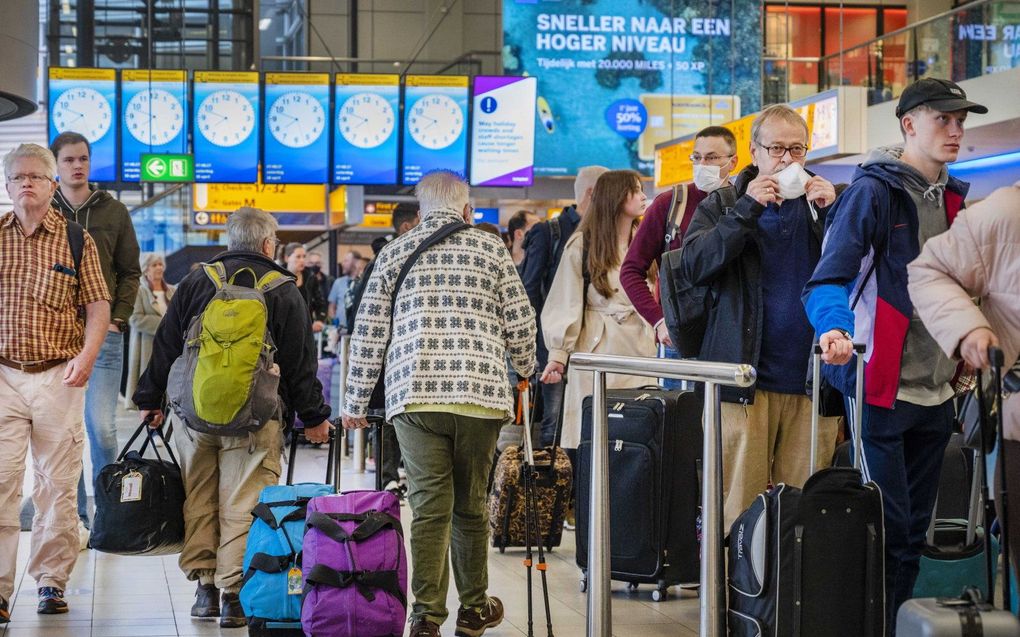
339,92,395,149
52,87,112,142
125,88,184,145
408,94,463,150
197,89,255,147
269,91,325,148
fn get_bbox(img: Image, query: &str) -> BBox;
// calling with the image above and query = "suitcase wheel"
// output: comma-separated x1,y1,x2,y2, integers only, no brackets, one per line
651,588,667,602
498,546,505,554
579,577,587,593
626,582,639,592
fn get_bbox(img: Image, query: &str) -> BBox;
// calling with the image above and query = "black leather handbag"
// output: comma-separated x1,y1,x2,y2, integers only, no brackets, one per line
89,418,186,555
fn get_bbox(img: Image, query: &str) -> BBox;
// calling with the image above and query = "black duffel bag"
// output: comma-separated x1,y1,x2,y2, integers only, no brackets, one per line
89,418,186,555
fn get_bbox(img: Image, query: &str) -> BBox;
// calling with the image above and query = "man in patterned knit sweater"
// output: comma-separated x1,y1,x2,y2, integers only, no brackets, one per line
342,171,536,637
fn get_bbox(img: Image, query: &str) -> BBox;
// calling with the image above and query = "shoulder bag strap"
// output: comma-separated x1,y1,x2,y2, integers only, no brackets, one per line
389,222,471,320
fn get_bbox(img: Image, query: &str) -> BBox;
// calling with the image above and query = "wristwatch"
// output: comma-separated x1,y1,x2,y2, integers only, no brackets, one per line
836,328,852,341
113,319,127,333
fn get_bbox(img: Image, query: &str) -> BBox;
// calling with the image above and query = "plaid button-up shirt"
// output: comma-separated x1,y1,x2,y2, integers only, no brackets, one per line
0,207,110,362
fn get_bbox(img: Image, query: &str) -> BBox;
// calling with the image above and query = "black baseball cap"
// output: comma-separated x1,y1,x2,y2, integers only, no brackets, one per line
895,78,988,118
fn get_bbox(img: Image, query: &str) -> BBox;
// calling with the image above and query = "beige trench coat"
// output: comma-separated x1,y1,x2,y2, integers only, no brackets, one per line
542,232,656,449
124,278,175,408
908,182,1020,441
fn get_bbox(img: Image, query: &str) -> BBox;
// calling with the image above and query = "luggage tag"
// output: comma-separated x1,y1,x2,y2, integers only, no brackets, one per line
120,471,143,502
287,567,302,595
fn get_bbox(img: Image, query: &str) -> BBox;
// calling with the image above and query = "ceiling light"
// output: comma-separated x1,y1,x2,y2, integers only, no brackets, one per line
259,18,272,31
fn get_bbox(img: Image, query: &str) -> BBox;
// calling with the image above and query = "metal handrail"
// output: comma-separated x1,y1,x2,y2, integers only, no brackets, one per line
567,353,757,637
819,0,999,64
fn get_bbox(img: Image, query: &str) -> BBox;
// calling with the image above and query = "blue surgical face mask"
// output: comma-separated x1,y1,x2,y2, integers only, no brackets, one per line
692,164,727,192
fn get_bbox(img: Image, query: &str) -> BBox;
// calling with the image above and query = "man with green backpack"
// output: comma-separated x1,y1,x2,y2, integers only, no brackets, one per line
133,207,331,628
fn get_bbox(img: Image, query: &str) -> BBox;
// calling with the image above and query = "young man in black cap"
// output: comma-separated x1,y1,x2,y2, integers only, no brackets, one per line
803,78,987,627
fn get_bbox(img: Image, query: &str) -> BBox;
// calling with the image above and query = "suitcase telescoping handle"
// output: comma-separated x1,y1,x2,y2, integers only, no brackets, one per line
811,342,866,473
988,346,1012,611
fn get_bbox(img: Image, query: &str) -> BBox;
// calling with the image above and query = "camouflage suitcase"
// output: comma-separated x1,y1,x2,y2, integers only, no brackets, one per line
488,444,572,553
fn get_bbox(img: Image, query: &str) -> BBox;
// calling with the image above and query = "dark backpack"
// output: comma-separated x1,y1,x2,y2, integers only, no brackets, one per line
658,186,737,358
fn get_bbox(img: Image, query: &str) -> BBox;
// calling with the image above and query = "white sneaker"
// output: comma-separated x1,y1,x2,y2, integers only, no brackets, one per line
77,519,90,551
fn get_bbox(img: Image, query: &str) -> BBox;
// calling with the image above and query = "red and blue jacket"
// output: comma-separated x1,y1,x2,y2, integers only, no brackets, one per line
802,162,968,408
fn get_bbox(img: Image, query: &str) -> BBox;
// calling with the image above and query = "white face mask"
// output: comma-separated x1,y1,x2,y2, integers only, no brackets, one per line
774,162,810,200
693,164,727,193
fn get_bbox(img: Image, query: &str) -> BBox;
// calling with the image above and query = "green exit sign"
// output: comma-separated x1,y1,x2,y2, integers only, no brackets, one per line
140,153,194,182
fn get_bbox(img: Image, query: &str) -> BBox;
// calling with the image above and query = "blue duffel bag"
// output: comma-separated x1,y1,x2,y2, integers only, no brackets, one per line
240,482,335,635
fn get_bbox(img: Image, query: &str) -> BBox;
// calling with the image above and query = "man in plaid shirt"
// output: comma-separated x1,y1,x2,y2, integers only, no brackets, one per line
0,144,110,624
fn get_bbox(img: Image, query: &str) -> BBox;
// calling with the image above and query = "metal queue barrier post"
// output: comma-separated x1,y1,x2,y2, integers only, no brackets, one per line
567,353,757,637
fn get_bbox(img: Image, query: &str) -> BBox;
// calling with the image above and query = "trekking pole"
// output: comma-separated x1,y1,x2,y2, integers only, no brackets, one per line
518,380,536,637
990,346,1011,612
519,380,555,637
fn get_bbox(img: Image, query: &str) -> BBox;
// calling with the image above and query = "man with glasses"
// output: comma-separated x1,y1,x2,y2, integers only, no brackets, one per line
0,144,110,623
804,78,987,624
621,126,738,379
49,131,141,544
678,105,838,528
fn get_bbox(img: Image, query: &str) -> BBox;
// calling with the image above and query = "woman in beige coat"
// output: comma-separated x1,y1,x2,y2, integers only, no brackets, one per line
541,170,657,449
908,180,1020,575
125,253,175,408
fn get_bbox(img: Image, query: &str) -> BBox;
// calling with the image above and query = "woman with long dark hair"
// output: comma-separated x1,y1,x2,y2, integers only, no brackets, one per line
540,170,657,450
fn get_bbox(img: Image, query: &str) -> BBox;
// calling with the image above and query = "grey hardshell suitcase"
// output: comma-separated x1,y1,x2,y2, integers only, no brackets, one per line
896,591,1020,637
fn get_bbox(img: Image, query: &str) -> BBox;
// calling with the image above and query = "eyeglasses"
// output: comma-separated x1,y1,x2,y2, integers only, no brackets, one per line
755,142,809,158
689,153,734,164
6,174,53,184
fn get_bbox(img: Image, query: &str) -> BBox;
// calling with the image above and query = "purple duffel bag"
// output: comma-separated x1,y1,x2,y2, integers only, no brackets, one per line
297,358,334,429
301,491,407,637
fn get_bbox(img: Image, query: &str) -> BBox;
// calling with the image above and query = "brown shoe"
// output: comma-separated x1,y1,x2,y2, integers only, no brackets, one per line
410,618,442,637
455,597,503,637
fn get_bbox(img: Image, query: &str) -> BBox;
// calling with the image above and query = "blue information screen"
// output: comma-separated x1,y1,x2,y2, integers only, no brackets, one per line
263,73,330,184
192,71,260,183
120,70,188,182
333,74,401,185
48,68,117,182
401,75,469,185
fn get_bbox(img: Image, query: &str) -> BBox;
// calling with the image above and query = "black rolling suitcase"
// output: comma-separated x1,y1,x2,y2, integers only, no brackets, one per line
728,345,886,637
576,387,703,600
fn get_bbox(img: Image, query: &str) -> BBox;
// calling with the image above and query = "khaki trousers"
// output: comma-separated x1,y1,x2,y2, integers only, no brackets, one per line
172,414,282,592
721,390,839,529
0,365,86,600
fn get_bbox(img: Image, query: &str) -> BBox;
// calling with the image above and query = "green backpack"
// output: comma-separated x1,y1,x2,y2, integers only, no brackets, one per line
168,262,292,436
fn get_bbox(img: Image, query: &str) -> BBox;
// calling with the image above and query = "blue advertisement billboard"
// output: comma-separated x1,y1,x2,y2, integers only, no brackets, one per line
470,76,537,187
193,71,260,183
401,75,469,185
333,74,400,185
120,69,188,182
263,73,330,184
503,0,761,176
48,67,117,182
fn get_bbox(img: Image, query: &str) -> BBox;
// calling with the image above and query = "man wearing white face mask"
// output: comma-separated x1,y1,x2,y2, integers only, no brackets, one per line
677,105,838,529
621,127,737,384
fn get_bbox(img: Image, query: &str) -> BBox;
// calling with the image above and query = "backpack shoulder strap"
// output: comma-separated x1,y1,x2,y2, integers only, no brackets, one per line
662,183,688,254
581,237,591,329
201,262,228,290
850,178,893,311
65,221,85,277
390,222,471,318
255,269,292,292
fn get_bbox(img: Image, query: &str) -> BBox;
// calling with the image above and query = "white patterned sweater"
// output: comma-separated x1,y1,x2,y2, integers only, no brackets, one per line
344,208,537,420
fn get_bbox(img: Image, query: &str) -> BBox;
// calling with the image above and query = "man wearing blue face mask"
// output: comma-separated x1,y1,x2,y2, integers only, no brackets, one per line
677,105,838,529
620,126,737,384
